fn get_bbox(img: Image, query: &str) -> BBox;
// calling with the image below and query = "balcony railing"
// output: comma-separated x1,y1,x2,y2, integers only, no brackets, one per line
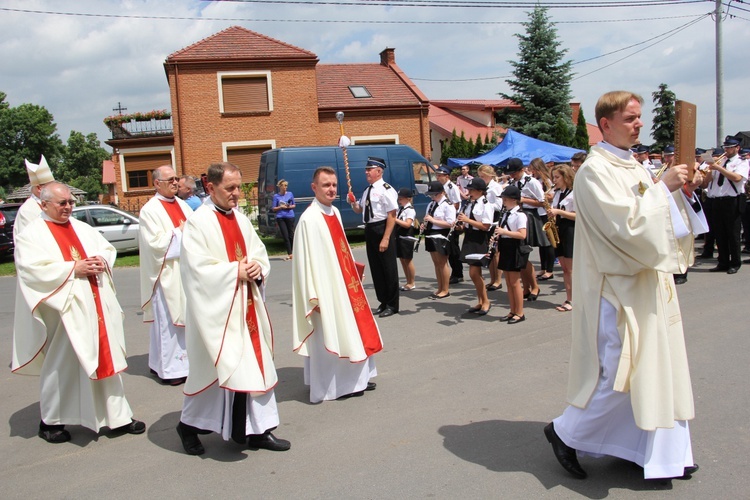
109,118,173,140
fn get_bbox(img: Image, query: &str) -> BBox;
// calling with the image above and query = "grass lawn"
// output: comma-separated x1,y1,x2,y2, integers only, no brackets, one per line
0,230,367,277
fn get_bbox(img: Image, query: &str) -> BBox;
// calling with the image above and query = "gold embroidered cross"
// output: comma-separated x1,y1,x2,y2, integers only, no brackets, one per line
347,276,360,294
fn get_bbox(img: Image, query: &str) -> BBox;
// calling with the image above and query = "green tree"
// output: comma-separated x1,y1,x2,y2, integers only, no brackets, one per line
572,107,591,151
474,134,483,156
651,83,676,152
59,131,110,201
499,6,574,143
0,92,64,189
553,117,573,146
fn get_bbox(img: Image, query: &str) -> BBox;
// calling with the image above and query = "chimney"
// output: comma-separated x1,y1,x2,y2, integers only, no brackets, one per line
380,48,395,67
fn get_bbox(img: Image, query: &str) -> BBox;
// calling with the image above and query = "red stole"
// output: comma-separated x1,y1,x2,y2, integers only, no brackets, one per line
322,213,382,355
159,198,188,227
214,210,265,380
45,221,115,379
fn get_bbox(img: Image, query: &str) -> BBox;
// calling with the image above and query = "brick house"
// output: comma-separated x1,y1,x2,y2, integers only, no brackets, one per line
105,26,430,212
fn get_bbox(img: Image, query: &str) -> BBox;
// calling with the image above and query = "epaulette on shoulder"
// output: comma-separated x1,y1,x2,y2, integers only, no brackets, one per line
384,183,392,189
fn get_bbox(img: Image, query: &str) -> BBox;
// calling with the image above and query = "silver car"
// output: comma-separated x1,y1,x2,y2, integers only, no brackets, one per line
71,205,140,253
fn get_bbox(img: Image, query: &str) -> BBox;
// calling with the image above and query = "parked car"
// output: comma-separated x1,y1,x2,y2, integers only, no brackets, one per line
0,203,23,256
71,205,140,254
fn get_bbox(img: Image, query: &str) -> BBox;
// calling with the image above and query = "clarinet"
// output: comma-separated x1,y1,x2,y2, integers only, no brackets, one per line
487,207,507,258
414,221,426,252
449,199,470,237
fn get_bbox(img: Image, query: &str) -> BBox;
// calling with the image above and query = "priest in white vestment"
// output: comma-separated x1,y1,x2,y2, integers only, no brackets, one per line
292,167,383,403
13,182,145,443
544,91,705,480
12,156,57,392
139,165,191,385
176,162,290,456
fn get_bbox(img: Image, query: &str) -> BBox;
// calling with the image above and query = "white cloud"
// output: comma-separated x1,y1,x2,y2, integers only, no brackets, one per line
0,0,747,154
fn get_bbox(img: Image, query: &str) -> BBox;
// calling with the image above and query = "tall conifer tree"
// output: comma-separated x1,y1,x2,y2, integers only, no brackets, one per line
651,83,676,152
500,6,574,143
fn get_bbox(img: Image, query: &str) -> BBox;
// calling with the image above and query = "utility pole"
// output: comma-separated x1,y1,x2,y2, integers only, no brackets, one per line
715,0,723,146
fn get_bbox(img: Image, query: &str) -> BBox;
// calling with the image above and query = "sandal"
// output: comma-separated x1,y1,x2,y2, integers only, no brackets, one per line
555,300,573,312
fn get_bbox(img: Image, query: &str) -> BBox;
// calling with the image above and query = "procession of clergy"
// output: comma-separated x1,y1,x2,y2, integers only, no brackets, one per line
10,89,749,481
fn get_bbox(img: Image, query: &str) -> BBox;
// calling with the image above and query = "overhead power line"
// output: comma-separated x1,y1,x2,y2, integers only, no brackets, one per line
411,13,711,82
209,0,708,8
0,7,709,25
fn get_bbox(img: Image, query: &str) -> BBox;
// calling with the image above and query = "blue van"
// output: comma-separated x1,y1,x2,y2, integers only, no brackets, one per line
258,145,436,235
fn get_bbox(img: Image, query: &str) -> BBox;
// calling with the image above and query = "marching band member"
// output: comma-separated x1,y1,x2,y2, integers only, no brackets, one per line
422,181,456,300
477,165,504,291
457,178,494,315
394,188,417,291
547,165,576,312
495,185,528,325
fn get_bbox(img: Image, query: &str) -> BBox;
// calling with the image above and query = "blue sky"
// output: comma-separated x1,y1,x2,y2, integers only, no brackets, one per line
1,0,748,151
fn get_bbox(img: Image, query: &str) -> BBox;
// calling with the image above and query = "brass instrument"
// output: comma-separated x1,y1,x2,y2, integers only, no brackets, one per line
542,189,560,248
654,162,669,179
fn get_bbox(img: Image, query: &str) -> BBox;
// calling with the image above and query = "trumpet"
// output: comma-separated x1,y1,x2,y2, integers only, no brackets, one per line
542,190,560,248
700,153,727,174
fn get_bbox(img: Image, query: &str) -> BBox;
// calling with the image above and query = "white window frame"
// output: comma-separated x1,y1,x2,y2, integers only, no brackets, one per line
119,146,175,193
350,134,399,145
217,70,274,113
222,140,277,161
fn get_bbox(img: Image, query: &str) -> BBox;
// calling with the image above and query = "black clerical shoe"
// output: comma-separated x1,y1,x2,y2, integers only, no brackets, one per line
337,390,365,400
673,276,687,285
176,422,205,456
379,308,397,318
365,382,377,391
374,304,387,315
449,276,464,284
38,422,71,444
544,422,587,479
247,431,291,452
677,464,700,479
727,267,739,274
111,419,146,435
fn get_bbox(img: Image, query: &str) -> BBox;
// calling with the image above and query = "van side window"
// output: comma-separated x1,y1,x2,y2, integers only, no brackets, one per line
413,162,434,185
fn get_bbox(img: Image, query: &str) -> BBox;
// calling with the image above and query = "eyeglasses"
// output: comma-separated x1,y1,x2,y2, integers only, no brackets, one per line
50,199,77,207
156,177,177,183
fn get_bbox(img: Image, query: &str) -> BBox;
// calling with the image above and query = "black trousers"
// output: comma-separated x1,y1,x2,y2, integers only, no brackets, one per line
277,217,295,255
701,196,715,255
711,196,743,269
365,221,399,311
448,232,463,279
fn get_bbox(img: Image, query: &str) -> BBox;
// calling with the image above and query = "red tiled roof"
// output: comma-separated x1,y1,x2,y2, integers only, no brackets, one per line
167,26,318,62
317,64,423,110
429,105,503,138
430,99,519,111
586,123,603,146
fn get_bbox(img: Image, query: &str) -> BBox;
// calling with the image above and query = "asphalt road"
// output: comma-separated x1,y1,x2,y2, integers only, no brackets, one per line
1,246,748,499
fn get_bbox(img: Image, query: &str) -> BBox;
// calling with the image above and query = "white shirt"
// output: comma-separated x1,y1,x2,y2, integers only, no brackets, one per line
499,206,527,238
461,197,494,229
552,188,576,213
359,178,398,223
706,154,750,198
425,198,456,227
442,181,462,205
397,203,416,223
513,174,546,216
486,179,503,213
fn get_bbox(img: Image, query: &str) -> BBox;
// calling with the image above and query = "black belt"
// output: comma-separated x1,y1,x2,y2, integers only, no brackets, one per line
712,195,740,200
366,220,386,227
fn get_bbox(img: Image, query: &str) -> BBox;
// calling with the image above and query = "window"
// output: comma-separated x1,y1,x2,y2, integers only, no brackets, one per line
218,71,273,114
89,208,126,227
121,151,173,191
349,86,371,98
226,147,270,183
351,135,398,146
